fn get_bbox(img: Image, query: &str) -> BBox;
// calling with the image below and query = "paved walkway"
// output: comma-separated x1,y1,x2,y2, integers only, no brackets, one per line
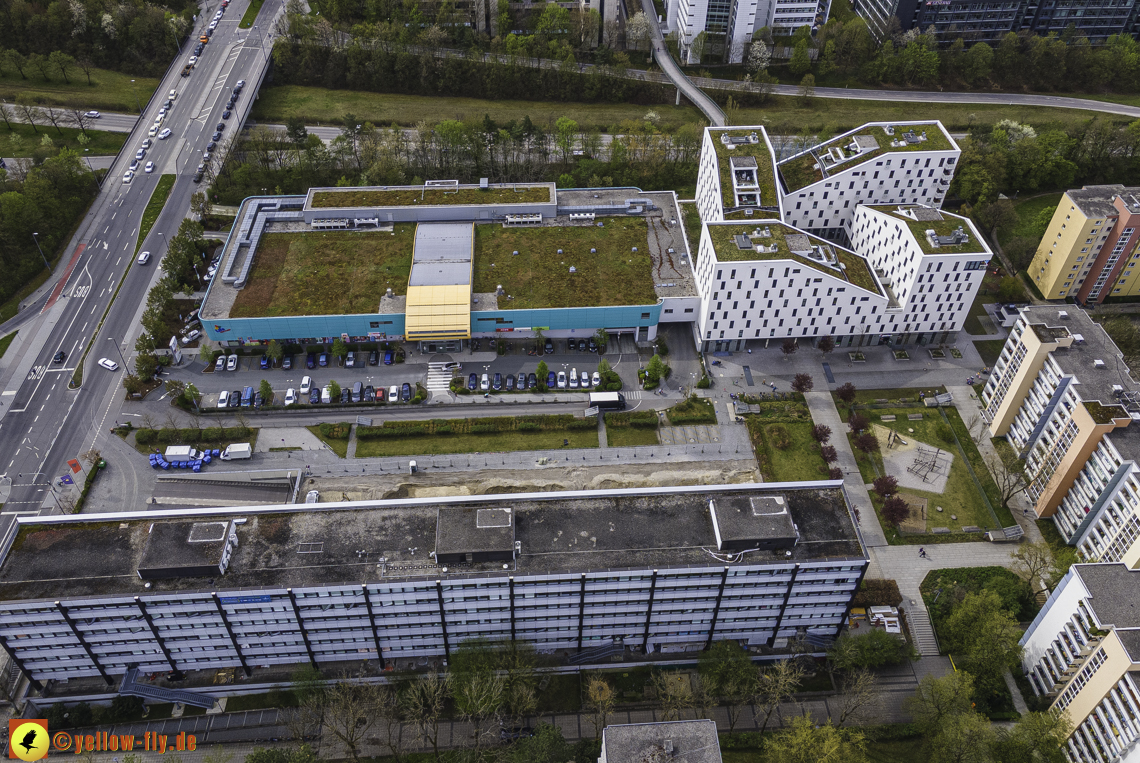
803,390,887,547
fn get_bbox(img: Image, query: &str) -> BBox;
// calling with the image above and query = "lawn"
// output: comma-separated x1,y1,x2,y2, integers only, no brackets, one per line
252,87,705,131
974,339,1007,368
472,219,656,309
962,270,1022,336
747,419,829,482
0,67,158,112
606,426,659,447
312,186,550,207
231,227,414,317
1,123,127,156
0,332,16,360
832,387,943,408
137,174,176,254
131,427,259,455
355,428,599,457
239,0,266,27
997,193,1063,248
666,395,718,424
225,687,300,712
308,423,351,458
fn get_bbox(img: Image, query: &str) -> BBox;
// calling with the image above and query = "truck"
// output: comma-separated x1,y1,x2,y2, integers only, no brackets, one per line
181,64,193,77
165,445,205,461
589,391,626,411
220,443,252,460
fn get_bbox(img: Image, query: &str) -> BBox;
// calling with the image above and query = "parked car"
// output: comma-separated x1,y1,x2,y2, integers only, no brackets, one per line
383,350,393,365
284,388,297,406
340,388,351,404
216,122,225,132
557,371,567,388
592,371,601,387
321,386,332,404
180,329,201,345
375,386,385,402
318,352,328,367
212,131,222,141
241,386,253,407
580,371,590,388
389,385,399,401
401,382,412,401
223,110,231,119
215,355,226,371
254,391,264,408
544,339,553,354
480,373,490,391
226,354,238,371
492,373,502,391
345,351,355,368
282,356,293,370
588,338,598,352
369,350,379,365
300,376,312,394
547,371,556,388
306,352,316,369
259,355,269,370
569,368,579,388
217,389,229,408
309,387,320,404
578,339,587,351
528,373,537,388
517,373,528,391
506,374,515,391
363,385,375,402
228,390,240,407
468,373,478,390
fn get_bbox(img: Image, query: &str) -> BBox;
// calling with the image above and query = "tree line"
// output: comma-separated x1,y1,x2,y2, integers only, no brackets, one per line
0,0,195,77
0,147,99,311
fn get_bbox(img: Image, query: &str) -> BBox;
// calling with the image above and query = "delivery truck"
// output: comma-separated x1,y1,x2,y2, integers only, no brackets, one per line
165,445,205,461
220,443,252,460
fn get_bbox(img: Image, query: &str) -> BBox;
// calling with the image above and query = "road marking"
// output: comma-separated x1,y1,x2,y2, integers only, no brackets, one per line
38,405,44,412
116,256,121,265
104,225,109,233
111,212,117,220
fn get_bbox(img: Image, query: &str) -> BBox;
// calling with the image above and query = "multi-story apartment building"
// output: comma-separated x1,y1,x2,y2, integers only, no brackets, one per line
667,0,830,64
776,122,959,241
1028,186,1140,304
980,306,1140,564
601,720,722,763
693,124,986,351
0,483,867,693
857,0,1140,44
1020,563,1140,763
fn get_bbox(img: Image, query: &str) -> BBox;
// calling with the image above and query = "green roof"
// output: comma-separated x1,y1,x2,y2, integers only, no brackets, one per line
710,129,778,213
311,185,552,208
706,223,880,295
868,205,988,255
778,123,955,193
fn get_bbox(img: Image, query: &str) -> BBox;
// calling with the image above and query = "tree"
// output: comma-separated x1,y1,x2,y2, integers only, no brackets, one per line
536,360,549,391
928,711,996,763
756,658,804,732
14,95,41,134
881,495,909,526
789,39,812,76
507,724,575,763
554,116,578,163
0,103,12,130
190,191,211,220
942,591,1024,698
904,671,976,734
285,117,309,148
836,382,857,405
593,328,608,351
65,108,92,137
765,714,867,763
747,40,771,73
987,444,1028,509
854,430,879,452
646,353,667,383
28,53,50,80
184,383,201,411
792,373,814,393
829,467,844,479
649,671,693,721
123,374,145,396
991,710,1072,763
818,336,835,355
821,445,838,463
48,51,75,84
328,380,341,401
798,73,816,105
293,677,391,763
259,379,273,405
331,337,347,360
812,424,832,443
584,676,615,739
41,105,66,135
832,668,880,727
266,340,284,366
1012,540,1053,594
848,412,869,432
2,50,27,78
828,630,914,672
697,641,759,731
402,673,448,763
872,475,898,498
244,745,319,763
782,338,798,359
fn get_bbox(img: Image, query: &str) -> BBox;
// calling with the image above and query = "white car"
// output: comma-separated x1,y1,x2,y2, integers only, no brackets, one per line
188,55,198,65
157,107,167,118
144,161,154,174
84,110,100,118
148,125,158,137
180,329,201,345
580,371,590,388
129,159,139,172
137,251,150,265
122,170,134,184
208,20,217,30
557,371,567,388
389,384,399,401
97,358,119,371
158,128,172,140
141,138,152,149
480,373,489,391
569,368,579,388
168,88,177,100
321,385,332,404
217,389,229,408
284,388,297,406
135,149,146,160
226,354,239,371
592,371,601,387
300,375,312,394
215,354,225,371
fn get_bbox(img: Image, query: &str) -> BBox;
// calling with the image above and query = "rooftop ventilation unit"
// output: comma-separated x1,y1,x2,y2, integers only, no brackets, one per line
1073,334,1085,344
1058,310,1069,319
1094,359,1107,369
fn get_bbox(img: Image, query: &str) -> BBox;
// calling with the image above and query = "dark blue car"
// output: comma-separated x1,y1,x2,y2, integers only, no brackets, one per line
306,352,316,369
493,373,502,390
468,373,478,390
318,353,328,367
383,351,393,365
259,355,269,370
401,382,412,401
547,371,556,388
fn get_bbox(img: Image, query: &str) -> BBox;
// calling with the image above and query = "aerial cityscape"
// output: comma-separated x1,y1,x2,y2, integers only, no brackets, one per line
0,0,1138,761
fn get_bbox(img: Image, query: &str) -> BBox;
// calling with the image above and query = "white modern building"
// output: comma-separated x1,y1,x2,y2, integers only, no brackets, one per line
1020,563,1140,763
0,483,868,695
693,124,987,352
667,0,831,64
776,122,960,241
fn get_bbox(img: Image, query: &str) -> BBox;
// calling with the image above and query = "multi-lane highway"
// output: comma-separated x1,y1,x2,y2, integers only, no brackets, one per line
0,0,279,525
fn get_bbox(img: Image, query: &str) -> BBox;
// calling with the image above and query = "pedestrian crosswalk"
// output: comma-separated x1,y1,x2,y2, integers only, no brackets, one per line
425,362,455,392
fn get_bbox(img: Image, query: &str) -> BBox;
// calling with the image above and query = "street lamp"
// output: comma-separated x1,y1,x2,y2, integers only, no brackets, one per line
106,336,128,370
30,232,49,270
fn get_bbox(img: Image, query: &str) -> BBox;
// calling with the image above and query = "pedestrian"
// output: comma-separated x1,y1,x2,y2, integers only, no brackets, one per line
918,547,927,558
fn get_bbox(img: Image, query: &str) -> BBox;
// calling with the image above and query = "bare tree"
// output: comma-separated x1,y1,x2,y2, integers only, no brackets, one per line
299,677,389,763
0,103,13,130
832,668,879,727
76,58,95,85
1012,540,1054,595
585,675,616,739
41,104,66,135
13,95,41,134
755,658,804,732
650,671,694,721
987,445,1028,510
65,108,93,137
451,669,505,748
80,448,102,466
403,673,448,763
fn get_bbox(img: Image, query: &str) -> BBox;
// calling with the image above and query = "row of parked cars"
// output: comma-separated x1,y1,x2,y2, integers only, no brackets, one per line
216,379,415,408
215,349,395,372
469,369,600,391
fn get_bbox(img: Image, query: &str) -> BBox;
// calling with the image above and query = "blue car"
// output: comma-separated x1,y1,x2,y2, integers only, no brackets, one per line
306,352,316,369
259,355,269,370
547,371,556,388
468,373,478,390
318,353,328,367
383,351,393,365
493,372,502,390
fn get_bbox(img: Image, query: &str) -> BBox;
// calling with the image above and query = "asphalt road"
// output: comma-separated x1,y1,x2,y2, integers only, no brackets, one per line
0,0,279,521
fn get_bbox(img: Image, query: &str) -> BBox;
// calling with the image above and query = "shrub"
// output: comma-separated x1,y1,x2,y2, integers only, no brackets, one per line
157,428,179,444
829,466,843,479
852,578,903,607
135,429,156,445
791,373,814,393
935,421,955,443
820,445,838,462
695,375,711,389
849,412,870,432
811,424,832,443
828,629,916,671
854,432,879,454
872,475,899,498
881,495,910,526
319,422,351,439
836,382,857,404
518,422,540,432
202,427,224,441
768,424,791,449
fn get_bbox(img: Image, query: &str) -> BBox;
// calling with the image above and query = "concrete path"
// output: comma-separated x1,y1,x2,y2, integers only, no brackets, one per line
803,390,888,547
253,426,325,452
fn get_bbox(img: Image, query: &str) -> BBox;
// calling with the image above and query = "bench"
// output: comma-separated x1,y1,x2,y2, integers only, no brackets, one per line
931,527,951,534
962,526,982,533
908,413,924,420
881,415,897,422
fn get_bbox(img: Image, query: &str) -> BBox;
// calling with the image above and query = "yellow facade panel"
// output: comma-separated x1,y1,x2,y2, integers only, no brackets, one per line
405,284,471,339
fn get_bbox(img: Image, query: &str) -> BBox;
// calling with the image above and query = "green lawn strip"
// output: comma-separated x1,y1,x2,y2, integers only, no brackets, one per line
356,429,599,458
0,268,52,323
943,405,1014,526
136,174,176,255
0,332,17,360
753,420,830,481
252,86,704,131
1,124,127,156
665,395,717,425
239,0,266,27
832,387,939,408
473,220,655,309
0,69,159,112
847,431,883,484
223,689,300,712
130,426,258,455
606,426,659,447
307,422,351,458
974,339,1007,368
920,565,1038,639
231,228,414,317
998,193,1063,248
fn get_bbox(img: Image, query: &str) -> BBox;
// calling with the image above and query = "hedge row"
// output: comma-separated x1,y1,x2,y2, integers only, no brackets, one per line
319,422,351,440
135,426,252,446
666,397,718,425
604,411,659,429
356,414,595,440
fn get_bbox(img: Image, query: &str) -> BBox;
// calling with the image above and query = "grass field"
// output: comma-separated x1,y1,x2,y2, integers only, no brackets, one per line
313,186,550,207
307,424,350,457
252,87,706,130
136,174,176,254
606,426,659,447
0,123,126,156
472,219,656,309
0,68,158,113
231,227,414,317
0,332,16,360
975,339,1007,368
749,420,829,481
355,429,599,458
240,0,267,27
997,193,1062,248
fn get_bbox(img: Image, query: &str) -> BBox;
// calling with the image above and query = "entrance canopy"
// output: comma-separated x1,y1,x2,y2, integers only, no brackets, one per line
405,223,473,340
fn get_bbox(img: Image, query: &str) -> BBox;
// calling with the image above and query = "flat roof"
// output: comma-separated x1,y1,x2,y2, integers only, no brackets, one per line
1067,185,1140,220
603,721,721,763
307,184,553,210
0,484,865,601
706,221,881,295
867,205,988,256
707,128,778,213
778,122,956,193
1075,564,1140,629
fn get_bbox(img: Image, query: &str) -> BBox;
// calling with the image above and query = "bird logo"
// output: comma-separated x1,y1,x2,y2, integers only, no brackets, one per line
8,720,48,761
